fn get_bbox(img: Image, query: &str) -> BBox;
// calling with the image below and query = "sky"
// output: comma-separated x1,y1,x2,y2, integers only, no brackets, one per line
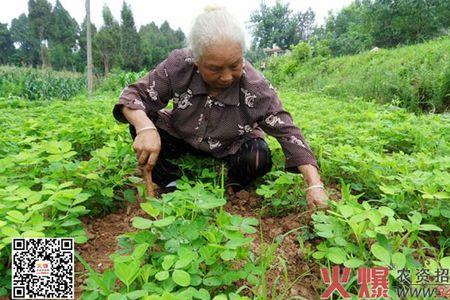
0,0,354,45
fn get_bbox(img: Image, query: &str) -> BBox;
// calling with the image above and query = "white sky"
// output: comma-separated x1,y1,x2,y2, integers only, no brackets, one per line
0,0,354,45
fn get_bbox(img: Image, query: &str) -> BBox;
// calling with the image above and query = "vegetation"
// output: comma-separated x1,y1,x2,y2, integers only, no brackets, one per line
311,0,450,57
1,0,184,73
0,66,86,100
264,37,450,112
1,76,448,298
1,0,450,298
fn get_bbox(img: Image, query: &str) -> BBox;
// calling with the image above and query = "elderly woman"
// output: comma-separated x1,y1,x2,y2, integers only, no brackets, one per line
112,6,328,207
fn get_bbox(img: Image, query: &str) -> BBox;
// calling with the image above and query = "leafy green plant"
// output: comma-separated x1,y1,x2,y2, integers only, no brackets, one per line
80,179,261,299
256,170,305,216
312,184,446,275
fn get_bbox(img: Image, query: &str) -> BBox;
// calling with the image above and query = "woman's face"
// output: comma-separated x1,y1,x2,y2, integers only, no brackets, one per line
195,41,243,92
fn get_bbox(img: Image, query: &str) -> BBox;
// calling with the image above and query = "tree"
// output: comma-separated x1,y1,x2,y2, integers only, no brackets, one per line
119,1,143,71
97,5,121,74
10,13,40,66
86,0,93,95
368,0,444,47
139,21,185,69
249,1,315,50
320,1,373,56
0,23,15,64
312,0,450,57
74,18,101,73
28,0,52,67
48,0,79,70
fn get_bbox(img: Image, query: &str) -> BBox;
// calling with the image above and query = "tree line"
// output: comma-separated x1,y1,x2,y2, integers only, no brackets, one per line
0,0,185,73
1,0,449,73
248,0,450,60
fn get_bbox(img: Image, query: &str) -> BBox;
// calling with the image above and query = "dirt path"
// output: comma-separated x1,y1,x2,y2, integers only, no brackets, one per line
74,185,341,299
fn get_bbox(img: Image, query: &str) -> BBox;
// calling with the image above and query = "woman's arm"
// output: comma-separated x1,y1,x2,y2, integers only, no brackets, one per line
122,107,155,130
122,107,161,168
298,164,328,208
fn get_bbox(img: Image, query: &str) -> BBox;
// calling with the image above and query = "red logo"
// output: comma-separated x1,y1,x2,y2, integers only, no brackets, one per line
321,266,351,299
321,266,390,299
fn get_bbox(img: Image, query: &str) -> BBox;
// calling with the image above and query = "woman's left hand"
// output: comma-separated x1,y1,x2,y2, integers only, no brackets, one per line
306,187,329,209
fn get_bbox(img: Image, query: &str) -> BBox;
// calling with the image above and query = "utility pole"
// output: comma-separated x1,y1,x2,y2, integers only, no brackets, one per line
86,0,93,96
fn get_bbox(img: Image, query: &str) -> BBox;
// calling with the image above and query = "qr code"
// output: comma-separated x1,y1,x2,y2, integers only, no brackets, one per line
12,238,74,299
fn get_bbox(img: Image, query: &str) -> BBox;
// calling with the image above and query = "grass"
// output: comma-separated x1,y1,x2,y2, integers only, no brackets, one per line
264,36,450,112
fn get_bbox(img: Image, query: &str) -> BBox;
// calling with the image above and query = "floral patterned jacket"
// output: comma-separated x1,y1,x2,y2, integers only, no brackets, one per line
113,48,319,172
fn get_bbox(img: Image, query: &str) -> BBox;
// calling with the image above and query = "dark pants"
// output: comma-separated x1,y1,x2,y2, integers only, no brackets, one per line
129,125,272,188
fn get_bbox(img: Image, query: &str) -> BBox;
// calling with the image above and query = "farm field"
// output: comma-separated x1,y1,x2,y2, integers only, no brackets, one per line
1,80,449,298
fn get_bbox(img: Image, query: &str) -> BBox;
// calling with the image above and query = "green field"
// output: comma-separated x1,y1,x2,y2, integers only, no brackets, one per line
1,40,450,299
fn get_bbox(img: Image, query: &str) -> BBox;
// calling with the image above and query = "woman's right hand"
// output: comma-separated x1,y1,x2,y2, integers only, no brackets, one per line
133,129,161,168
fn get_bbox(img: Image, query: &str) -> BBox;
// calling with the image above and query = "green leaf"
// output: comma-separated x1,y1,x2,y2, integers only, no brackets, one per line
172,269,191,287
312,251,326,259
126,290,148,299
132,217,153,229
140,202,160,218
344,258,364,268
338,205,354,218
203,276,222,286
367,210,382,226
114,260,140,287
408,212,422,225
21,231,45,238
7,210,26,222
378,206,395,217
155,270,169,281
132,243,149,260
195,288,210,300
326,247,347,264
174,248,195,269
162,255,176,270
212,295,227,300
419,224,442,231
379,185,397,195
165,239,180,253
440,257,450,269
153,216,176,227
60,218,81,227
371,244,391,265
220,250,236,261
247,273,259,285
241,218,259,234
102,187,114,197
225,237,251,249
72,193,90,206
441,209,450,218
197,195,226,210
107,293,127,300
392,252,406,269
2,226,20,237
85,173,99,179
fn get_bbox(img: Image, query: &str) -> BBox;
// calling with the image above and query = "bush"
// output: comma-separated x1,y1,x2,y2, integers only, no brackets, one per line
96,68,147,93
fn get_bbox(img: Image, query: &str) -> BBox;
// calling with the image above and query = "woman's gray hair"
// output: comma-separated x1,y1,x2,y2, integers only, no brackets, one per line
187,5,245,61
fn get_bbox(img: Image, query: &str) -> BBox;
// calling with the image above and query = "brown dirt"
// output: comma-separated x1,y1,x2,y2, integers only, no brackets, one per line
74,200,148,299
73,184,341,300
225,188,326,300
